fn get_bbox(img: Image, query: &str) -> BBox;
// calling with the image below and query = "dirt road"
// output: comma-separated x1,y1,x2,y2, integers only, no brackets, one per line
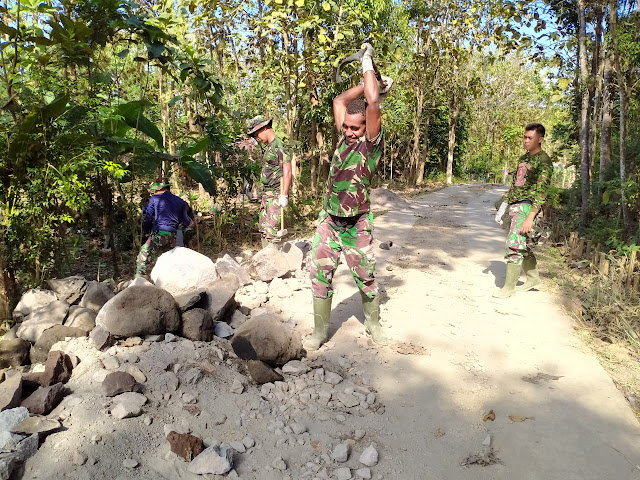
307,184,640,479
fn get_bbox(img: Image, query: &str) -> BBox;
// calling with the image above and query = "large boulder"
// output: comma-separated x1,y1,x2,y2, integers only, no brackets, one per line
180,309,213,342
215,254,250,286
231,315,303,367
12,289,58,323
247,360,283,384
95,286,179,337
31,325,88,364
64,306,96,331
0,339,31,369
79,281,115,313
250,245,291,282
281,242,304,272
151,248,219,298
16,300,70,344
201,279,238,323
46,276,86,305
39,351,74,387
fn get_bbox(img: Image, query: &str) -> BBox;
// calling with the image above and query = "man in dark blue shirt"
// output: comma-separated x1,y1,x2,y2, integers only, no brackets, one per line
135,177,192,277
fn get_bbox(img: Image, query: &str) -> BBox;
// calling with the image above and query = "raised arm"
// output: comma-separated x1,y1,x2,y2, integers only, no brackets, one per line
363,69,381,140
333,84,364,131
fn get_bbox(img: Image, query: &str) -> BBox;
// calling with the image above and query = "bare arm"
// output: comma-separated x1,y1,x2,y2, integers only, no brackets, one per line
333,84,364,131
363,69,381,140
282,162,292,196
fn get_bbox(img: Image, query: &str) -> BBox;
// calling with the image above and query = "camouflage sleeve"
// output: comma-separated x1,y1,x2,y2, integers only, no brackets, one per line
531,157,552,212
278,146,291,165
502,153,527,205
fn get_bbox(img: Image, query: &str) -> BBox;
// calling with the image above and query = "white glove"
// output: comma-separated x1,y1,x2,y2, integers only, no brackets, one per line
278,195,288,208
379,75,394,95
495,202,507,225
361,43,374,74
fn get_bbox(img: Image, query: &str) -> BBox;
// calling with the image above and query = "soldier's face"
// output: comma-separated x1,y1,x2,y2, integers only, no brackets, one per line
523,130,543,152
343,113,366,145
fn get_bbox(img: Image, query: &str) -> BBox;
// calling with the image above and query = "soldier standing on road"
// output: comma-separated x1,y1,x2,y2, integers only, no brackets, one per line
246,117,292,248
305,44,391,351
135,177,193,277
493,123,553,298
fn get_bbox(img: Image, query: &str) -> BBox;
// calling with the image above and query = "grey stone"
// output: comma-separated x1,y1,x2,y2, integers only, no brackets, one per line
282,360,309,375
242,436,255,449
101,355,120,371
64,306,96,331
20,383,66,415
246,360,283,385
214,322,234,339
228,310,248,329
165,333,177,342
2,326,17,341
180,309,213,342
359,445,378,467
17,300,70,343
0,407,29,432
151,248,219,298
354,430,366,441
12,289,58,322
250,245,290,282
90,326,113,350
127,277,154,288
482,434,491,446
31,325,87,364
355,467,371,479
188,445,234,475
47,276,86,305
267,277,292,299
183,368,202,386
336,467,352,480
230,441,245,454
95,286,180,337
79,281,115,313
124,365,146,383
215,254,250,286
111,392,147,419
174,292,203,313
0,374,22,411
271,456,287,471
230,379,243,394
290,422,307,435
281,242,304,271
122,458,139,468
201,279,238,323
0,340,30,370
231,315,303,367
324,371,343,385
40,350,73,386
11,416,60,434
144,334,164,342
332,443,350,463
337,393,359,408
102,371,139,397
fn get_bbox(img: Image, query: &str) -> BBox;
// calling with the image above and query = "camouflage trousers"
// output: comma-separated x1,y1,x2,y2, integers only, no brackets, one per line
309,210,377,300
259,193,282,241
505,202,547,265
135,231,176,277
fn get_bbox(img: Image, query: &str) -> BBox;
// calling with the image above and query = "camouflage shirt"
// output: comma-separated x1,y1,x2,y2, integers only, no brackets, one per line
504,149,553,211
324,129,384,217
259,137,291,193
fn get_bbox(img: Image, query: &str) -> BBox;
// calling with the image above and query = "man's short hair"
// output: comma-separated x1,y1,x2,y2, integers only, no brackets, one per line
346,99,367,116
525,123,545,137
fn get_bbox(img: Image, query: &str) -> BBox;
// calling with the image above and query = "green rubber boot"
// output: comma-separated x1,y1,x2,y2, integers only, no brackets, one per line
361,292,389,344
303,297,332,351
516,254,541,292
492,263,521,298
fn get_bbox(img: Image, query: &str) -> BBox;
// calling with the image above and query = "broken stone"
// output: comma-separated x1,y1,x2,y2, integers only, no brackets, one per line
183,368,202,386
122,459,139,469
79,281,115,313
271,455,287,471
111,392,147,419
174,292,203,313
359,445,378,467
0,339,30,370
215,254,251,286
337,393,359,408
247,360,283,385
281,241,304,272
482,434,491,446
121,336,143,347
101,355,120,370
183,404,201,416
47,276,86,305
12,289,58,322
11,416,60,434
151,248,220,298
242,436,255,449
40,351,74,387
214,322,234,339
90,326,114,351
102,371,139,397
250,245,290,282
72,450,87,466
64,306,97,332
182,392,197,404
324,371,343,385
180,308,213,342
0,373,22,411
336,467,352,480
229,310,248,329
332,443,350,463
20,383,66,415
17,300,70,343
96,286,179,337
124,365,146,383
230,379,244,394
355,467,371,479
282,360,309,375
188,445,234,475
231,315,303,367
0,407,29,433
167,431,205,461
201,279,238,323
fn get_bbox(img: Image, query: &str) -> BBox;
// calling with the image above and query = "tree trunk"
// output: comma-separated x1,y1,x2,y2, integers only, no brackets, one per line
410,86,425,184
577,0,591,226
589,7,604,182
609,0,631,230
0,250,13,323
446,96,461,185
599,54,612,192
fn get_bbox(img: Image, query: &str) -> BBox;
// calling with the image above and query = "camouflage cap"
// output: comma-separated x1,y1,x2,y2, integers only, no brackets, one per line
247,116,272,136
150,177,171,191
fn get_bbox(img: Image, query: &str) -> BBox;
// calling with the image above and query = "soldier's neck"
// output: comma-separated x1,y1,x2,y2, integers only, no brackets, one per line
527,146,542,156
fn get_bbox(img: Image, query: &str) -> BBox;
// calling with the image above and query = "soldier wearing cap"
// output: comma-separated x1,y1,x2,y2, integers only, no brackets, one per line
135,177,193,277
246,116,292,248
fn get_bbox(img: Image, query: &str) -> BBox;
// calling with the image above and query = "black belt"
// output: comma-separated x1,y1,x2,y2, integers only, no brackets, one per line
329,213,363,229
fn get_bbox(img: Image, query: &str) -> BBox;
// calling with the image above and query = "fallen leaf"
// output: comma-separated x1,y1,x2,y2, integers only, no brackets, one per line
482,410,496,422
433,428,445,438
509,414,534,422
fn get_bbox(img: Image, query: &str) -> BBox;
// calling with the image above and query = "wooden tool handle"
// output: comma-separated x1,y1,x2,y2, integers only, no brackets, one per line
280,177,285,230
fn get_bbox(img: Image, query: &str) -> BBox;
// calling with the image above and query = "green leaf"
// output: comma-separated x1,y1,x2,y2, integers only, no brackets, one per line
181,156,216,196
168,95,182,106
116,49,130,58
295,0,304,6
114,101,164,149
182,137,210,156
322,1,330,10
146,42,165,58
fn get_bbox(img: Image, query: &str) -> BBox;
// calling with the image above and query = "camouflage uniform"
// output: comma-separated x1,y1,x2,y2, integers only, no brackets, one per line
259,137,291,240
503,150,552,265
310,129,384,299
135,231,176,276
